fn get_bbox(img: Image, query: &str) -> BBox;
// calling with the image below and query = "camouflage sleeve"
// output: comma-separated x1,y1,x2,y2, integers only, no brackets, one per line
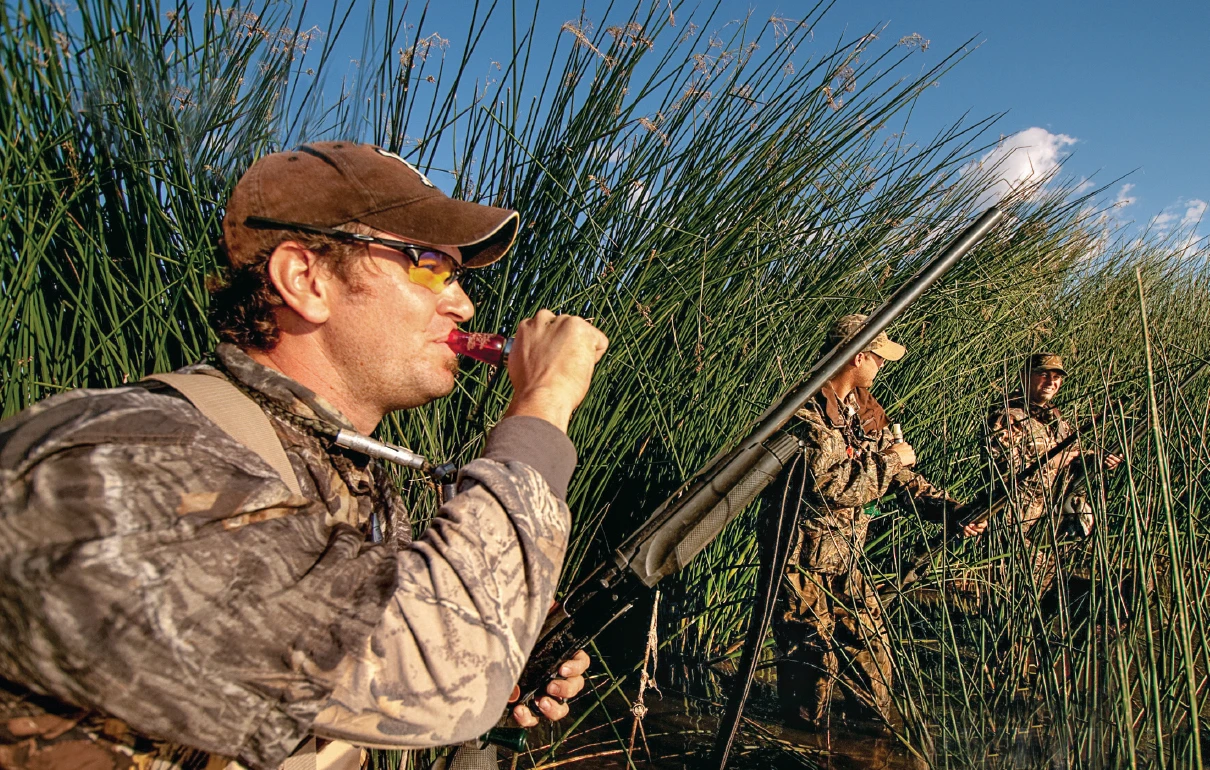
0,389,389,769
310,428,573,748
988,405,1082,513
0,391,574,764
893,468,961,523
794,408,904,508
986,406,1047,472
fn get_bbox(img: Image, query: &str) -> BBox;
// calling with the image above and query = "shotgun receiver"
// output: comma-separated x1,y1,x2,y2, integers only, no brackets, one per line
502,207,1006,706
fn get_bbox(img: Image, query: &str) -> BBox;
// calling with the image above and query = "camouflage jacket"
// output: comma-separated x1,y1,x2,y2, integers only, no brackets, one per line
788,387,958,575
0,344,573,769
984,394,1081,532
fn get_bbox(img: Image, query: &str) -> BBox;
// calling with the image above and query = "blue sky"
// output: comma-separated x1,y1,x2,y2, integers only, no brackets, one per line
791,0,1210,241
338,0,1208,243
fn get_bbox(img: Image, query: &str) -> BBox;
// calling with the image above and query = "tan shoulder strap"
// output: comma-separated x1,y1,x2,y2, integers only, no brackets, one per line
220,737,367,770
145,373,303,497
276,737,365,770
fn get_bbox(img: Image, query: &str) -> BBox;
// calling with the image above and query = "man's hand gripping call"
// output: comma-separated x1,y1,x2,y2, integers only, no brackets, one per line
500,309,607,725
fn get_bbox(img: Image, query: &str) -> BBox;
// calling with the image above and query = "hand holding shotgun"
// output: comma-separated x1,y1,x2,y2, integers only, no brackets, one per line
889,422,986,537
508,207,1003,705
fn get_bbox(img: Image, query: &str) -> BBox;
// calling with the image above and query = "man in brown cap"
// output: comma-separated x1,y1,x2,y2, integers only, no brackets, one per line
0,142,604,769
985,353,1121,596
772,314,984,730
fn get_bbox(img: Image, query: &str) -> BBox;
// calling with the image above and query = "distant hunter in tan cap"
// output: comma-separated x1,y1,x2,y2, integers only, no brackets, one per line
768,312,981,732
0,141,605,769
984,352,1121,599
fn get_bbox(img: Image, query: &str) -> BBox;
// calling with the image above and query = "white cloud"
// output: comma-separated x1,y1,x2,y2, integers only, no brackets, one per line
1176,232,1202,259
1149,210,1177,230
963,127,1077,207
1114,183,1136,208
1148,198,1208,234
1182,199,1207,227
627,179,651,208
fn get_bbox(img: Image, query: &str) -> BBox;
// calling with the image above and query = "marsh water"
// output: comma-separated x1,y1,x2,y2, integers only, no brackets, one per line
519,680,1076,769
522,686,920,769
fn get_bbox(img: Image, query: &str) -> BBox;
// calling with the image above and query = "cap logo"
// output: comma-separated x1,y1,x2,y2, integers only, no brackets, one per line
374,147,436,188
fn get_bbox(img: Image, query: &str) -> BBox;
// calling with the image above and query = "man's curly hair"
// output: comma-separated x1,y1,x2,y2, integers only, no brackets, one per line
208,231,366,350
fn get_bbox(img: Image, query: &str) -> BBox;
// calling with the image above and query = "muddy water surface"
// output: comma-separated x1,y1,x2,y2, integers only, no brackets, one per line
522,687,924,769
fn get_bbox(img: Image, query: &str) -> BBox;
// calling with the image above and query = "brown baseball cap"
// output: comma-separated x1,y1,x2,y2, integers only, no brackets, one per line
827,313,907,361
222,141,519,268
1023,352,1067,376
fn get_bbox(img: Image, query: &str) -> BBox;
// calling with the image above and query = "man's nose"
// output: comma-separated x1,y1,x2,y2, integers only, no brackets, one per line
438,280,475,322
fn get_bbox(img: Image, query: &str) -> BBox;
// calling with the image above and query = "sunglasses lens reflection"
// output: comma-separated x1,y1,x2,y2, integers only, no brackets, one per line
408,251,457,292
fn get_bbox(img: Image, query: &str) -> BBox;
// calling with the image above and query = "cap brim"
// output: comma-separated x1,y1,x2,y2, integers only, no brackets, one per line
871,338,906,362
459,210,520,267
361,198,519,268
1029,365,1067,376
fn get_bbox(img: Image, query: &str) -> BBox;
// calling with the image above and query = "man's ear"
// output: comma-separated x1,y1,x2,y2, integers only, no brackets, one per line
265,241,334,324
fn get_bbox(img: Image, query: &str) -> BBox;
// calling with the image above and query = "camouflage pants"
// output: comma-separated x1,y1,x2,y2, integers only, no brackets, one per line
993,502,1106,676
1009,497,1093,599
771,567,893,727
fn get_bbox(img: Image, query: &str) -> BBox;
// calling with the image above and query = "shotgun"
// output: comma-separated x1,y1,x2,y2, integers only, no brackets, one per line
504,207,1006,718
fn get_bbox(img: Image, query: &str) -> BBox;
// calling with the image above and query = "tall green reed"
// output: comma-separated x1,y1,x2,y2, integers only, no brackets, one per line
5,0,1209,767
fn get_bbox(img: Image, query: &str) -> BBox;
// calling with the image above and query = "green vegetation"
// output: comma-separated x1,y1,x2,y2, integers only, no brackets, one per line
3,0,1208,767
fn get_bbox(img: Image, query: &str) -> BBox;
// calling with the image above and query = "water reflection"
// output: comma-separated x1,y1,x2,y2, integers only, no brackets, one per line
531,687,924,769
